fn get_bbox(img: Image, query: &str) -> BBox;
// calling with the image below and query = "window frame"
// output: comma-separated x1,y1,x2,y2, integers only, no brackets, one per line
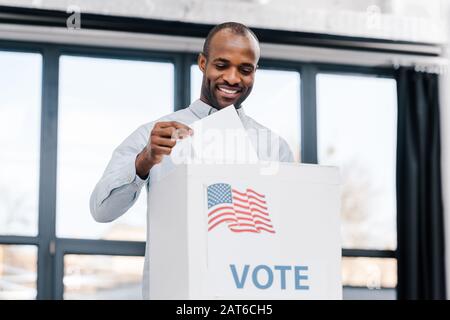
314,65,398,295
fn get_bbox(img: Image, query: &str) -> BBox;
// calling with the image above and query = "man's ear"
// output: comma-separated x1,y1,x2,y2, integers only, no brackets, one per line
198,52,207,73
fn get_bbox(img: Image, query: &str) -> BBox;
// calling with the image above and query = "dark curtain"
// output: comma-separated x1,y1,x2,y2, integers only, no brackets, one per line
396,67,446,299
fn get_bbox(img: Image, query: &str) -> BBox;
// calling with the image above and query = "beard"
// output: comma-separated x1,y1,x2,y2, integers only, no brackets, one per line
201,77,252,110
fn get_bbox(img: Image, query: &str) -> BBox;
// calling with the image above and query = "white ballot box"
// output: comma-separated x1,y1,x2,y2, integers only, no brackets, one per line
147,162,342,299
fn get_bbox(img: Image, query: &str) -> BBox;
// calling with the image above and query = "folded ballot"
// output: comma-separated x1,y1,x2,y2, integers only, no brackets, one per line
171,105,259,165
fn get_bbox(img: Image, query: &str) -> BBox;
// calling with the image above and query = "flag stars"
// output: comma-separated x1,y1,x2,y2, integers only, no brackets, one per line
207,183,233,209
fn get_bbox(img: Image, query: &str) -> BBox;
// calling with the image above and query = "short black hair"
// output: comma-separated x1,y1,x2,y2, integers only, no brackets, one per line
202,22,259,58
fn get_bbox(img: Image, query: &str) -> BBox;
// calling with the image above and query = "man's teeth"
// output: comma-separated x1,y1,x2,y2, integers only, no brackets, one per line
219,87,238,94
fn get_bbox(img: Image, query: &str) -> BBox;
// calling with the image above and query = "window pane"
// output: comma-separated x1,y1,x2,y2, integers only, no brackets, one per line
191,65,301,161
0,51,41,236
317,74,397,250
57,56,174,240
0,245,37,299
342,257,397,289
64,254,144,299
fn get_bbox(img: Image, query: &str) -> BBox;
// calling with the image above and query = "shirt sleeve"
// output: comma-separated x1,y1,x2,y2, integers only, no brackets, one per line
279,137,295,163
89,123,152,223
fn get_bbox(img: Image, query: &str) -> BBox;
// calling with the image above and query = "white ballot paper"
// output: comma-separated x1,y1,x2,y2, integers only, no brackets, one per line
171,105,259,165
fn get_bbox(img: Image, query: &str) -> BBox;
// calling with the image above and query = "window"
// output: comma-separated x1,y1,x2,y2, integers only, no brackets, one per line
0,51,41,236
57,56,174,241
342,257,397,288
0,50,42,300
0,245,37,299
190,65,301,161
316,73,398,297
0,40,402,300
63,254,144,299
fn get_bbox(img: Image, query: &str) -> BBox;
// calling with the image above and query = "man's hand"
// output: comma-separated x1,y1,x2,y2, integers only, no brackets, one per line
135,121,193,179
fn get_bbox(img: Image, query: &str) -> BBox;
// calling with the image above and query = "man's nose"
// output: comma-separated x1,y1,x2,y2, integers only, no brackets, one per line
222,67,240,85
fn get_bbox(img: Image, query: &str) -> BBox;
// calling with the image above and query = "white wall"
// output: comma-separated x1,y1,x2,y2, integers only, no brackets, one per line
0,0,447,44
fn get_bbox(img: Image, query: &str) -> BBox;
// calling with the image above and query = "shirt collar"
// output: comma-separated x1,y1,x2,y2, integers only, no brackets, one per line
188,99,247,121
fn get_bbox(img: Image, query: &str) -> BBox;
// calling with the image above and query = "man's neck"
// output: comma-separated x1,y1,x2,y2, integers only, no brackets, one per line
199,97,218,110
199,97,241,110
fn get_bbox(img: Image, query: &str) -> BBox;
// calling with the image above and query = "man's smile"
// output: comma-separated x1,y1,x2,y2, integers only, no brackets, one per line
216,84,242,100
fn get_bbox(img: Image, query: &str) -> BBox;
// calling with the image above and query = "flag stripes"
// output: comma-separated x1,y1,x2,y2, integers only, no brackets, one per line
207,183,275,234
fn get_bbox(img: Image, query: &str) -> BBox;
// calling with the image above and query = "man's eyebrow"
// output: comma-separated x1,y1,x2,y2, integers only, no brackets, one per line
212,58,256,69
240,63,256,69
212,58,230,63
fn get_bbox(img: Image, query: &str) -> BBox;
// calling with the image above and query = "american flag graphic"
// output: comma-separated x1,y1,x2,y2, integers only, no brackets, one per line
207,183,275,233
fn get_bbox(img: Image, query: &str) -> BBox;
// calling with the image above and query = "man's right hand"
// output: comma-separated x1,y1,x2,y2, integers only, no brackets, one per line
135,121,193,179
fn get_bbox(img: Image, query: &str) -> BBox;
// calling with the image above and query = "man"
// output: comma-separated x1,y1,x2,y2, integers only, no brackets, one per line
90,22,294,298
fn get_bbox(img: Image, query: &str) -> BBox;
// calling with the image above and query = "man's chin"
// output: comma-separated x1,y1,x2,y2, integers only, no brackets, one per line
214,98,239,109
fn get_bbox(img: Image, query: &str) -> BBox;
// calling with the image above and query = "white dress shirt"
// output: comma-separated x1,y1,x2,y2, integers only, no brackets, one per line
89,99,294,298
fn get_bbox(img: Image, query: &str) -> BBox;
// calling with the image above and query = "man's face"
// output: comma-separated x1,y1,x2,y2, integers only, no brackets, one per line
198,29,260,109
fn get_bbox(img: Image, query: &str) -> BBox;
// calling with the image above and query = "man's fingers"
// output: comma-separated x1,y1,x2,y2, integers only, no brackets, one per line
172,127,191,140
156,121,178,128
155,121,193,135
152,136,177,148
150,144,172,156
152,127,177,138
171,121,192,131
152,126,193,140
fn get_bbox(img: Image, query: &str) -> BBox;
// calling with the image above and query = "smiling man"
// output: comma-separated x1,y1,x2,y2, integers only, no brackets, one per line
199,23,260,109
90,22,294,299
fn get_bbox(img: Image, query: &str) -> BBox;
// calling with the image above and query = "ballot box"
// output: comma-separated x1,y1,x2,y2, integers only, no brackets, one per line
147,162,342,299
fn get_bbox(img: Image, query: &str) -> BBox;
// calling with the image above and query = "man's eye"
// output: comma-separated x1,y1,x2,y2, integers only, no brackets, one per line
240,68,253,75
215,64,226,69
